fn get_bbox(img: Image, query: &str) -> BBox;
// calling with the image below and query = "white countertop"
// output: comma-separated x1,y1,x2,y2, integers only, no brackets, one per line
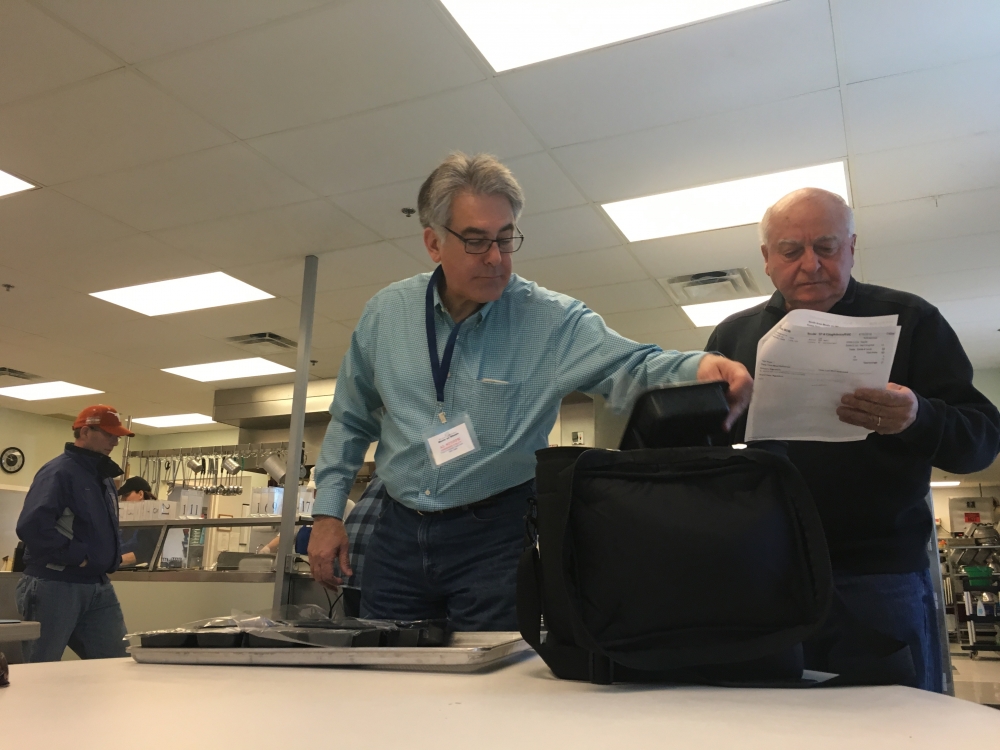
2,651,999,747
0,621,39,641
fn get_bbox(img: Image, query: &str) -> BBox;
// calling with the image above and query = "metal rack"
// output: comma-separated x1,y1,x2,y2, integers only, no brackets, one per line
942,543,1000,659
124,442,297,499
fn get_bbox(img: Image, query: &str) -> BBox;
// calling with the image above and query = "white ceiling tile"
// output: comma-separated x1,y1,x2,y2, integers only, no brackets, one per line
307,345,349,379
601,306,692,341
331,178,426,240
249,83,542,195
39,0,329,63
138,0,484,139
627,224,772,284
312,283,387,322
870,266,1000,307
153,199,380,268
861,232,1000,282
16,233,220,295
563,280,673,316
516,206,622,261
496,0,838,147
0,188,135,265
935,295,1000,328
270,319,353,352
230,242,429,299
0,69,231,186
165,296,304,341
851,131,1000,207
831,0,1000,83
854,187,1000,249
54,143,317,231
513,247,647,292
845,56,1000,156
504,153,588,216
391,235,437,269
0,0,119,106
553,88,846,204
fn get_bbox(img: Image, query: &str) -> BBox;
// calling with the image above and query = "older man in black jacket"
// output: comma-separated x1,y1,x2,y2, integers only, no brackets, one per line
707,188,1000,692
15,405,134,662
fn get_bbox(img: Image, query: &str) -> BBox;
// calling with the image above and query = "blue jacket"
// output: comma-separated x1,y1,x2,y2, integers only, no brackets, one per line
17,444,123,583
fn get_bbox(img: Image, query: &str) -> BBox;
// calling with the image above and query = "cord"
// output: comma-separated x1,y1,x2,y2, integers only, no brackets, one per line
323,587,344,619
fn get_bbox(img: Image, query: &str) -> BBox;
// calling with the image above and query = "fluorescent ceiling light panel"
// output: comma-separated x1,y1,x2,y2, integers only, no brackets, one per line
90,272,273,316
930,481,961,488
133,414,216,428
604,162,850,242
0,381,102,401
162,358,293,383
0,169,35,198
682,295,770,327
441,0,773,72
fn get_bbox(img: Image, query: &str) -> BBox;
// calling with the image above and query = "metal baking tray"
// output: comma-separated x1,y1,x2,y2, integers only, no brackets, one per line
129,632,530,671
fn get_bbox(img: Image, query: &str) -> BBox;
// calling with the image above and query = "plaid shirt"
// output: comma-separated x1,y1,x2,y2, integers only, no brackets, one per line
342,476,386,587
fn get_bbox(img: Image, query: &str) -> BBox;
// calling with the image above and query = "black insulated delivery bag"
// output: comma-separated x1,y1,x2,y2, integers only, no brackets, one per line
517,383,834,685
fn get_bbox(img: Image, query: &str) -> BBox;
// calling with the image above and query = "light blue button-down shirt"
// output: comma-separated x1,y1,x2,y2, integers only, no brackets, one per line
314,272,705,517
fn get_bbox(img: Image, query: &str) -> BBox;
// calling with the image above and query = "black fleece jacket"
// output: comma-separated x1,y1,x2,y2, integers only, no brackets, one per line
706,278,1000,573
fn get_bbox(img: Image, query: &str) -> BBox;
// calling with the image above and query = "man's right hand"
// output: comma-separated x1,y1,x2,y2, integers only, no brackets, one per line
308,515,352,589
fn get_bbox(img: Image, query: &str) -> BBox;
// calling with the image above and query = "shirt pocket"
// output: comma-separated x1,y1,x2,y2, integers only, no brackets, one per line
451,376,524,449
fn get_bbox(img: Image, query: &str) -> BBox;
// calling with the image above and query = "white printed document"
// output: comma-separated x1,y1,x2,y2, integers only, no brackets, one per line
745,309,900,442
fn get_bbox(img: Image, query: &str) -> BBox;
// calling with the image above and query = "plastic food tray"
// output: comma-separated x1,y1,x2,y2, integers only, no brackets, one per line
129,632,531,672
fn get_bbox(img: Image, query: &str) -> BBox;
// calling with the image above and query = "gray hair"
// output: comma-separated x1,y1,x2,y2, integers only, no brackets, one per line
758,187,855,245
417,152,524,231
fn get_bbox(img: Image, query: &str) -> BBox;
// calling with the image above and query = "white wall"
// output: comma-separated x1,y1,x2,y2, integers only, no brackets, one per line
973,367,1000,408
0,407,75,490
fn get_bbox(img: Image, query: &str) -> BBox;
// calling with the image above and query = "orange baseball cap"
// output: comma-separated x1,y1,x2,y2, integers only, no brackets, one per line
72,405,134,437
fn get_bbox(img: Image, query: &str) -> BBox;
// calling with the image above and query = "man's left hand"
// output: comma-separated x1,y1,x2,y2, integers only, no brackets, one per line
837,383,919,435
696,354,753,431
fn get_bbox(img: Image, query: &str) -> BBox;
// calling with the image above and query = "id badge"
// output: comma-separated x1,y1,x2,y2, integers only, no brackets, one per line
423,411,481,467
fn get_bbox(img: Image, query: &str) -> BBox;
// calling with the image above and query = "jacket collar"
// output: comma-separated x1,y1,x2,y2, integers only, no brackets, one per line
65,443,124,480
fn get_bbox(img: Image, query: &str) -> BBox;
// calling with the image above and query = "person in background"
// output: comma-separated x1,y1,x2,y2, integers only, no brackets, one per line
706,188,1000,691
15,405,134,662
309,152,753,630
117,477,157,567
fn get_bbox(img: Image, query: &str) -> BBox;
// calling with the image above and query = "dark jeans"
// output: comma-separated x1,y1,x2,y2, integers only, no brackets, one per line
15,575,128,662
360,484,532,630
804,568,943,692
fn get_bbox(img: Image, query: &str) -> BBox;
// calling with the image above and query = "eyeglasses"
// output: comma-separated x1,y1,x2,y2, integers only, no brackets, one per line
443,226,524,254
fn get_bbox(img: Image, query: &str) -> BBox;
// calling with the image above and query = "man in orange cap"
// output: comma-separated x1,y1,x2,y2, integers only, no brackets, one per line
14,405,135,661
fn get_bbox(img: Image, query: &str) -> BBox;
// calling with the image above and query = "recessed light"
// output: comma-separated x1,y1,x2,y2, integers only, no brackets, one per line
162,358,293,383
603,162,850,242
682,296,771,327
0,169,35,199
441,0,774,72
0,381,103,401
930,481,961,488
132,414,216,428
90,272,273,316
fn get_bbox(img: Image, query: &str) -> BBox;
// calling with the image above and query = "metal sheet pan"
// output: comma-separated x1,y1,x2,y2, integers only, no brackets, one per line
129,632,530,671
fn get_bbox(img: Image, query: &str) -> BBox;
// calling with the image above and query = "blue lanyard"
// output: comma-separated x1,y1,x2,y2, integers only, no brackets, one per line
425,266,464,416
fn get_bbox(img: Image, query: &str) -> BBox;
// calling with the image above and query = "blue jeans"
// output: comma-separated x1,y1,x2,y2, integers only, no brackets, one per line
15,575,128,662
360,484,532,630
805,569,943,692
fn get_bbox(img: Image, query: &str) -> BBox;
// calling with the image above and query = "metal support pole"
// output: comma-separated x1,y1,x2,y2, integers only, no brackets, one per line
119,416,133,481
272,255,318,610
926,489,954,696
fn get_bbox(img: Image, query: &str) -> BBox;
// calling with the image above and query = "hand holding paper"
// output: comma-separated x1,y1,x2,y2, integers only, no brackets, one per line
837,383,919,435
745,310,901,442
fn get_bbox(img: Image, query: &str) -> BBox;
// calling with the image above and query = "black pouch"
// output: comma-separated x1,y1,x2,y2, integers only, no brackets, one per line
517,382,914,686
519,441,832,685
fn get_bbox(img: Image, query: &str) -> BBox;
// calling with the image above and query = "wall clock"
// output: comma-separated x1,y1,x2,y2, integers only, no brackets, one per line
1,447,25,474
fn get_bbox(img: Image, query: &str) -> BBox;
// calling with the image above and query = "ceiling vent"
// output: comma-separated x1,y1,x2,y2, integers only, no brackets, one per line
660,268,761,306
0,367,40,387
0,367,39,381
226,332,297,355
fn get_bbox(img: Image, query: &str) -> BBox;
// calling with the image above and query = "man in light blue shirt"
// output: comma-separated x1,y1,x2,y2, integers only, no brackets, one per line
310,153,752,630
